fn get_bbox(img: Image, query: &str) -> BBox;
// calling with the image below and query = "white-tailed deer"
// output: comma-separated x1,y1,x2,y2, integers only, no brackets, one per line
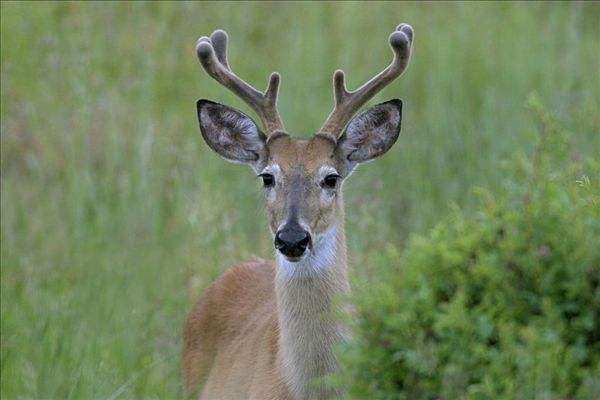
183,23,414,400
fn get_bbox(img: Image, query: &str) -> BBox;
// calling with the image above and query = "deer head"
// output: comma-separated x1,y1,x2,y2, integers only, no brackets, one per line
195,24,413,263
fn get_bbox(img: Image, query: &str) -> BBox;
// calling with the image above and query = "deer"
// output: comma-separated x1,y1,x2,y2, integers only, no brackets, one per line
183,23,414,400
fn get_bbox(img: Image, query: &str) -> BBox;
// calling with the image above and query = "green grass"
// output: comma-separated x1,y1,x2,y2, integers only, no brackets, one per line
1,2,598,398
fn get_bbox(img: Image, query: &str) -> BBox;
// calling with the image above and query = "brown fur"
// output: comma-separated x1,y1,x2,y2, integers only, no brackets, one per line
183,260,291,400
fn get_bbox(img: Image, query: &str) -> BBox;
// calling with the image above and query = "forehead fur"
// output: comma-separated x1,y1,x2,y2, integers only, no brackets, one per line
267,135,336,172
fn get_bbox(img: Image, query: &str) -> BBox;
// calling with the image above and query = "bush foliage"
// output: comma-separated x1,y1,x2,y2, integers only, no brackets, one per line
340,99,600,399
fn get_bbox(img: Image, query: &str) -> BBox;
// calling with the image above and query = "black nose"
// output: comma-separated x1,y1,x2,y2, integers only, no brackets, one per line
275,225,311,259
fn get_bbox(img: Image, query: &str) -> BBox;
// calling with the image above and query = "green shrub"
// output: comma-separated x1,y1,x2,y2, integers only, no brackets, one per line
340,98,600,399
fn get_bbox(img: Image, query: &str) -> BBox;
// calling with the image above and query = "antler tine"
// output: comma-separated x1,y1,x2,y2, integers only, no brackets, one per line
196,30,284,134
319,23,414,139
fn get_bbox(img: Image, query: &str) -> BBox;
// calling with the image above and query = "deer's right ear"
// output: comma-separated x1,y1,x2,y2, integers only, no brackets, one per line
197,100,267,170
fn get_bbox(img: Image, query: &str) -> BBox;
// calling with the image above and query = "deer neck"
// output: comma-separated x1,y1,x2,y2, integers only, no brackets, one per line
275,216,349,399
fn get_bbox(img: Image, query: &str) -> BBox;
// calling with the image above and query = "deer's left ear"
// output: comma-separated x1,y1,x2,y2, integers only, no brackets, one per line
336,99,402,173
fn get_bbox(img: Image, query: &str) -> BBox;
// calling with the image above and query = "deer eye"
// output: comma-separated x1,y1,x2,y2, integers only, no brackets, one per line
259,173,275,188
322,174,340,189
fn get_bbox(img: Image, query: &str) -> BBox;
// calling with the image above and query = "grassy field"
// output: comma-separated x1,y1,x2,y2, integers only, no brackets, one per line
1,2,599,398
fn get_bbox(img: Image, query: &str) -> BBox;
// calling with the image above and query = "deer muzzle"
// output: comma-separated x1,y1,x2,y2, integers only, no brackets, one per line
274,222,311,260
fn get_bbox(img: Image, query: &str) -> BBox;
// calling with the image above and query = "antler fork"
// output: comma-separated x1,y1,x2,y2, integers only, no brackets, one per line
319,24,414,139
196,30,285,134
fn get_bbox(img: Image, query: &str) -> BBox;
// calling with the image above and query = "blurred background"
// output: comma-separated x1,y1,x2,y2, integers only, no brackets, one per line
1,2,598,398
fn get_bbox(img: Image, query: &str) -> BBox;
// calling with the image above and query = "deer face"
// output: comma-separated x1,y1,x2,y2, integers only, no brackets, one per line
259,134,343,260
197,99,402,261
195,24,412,262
